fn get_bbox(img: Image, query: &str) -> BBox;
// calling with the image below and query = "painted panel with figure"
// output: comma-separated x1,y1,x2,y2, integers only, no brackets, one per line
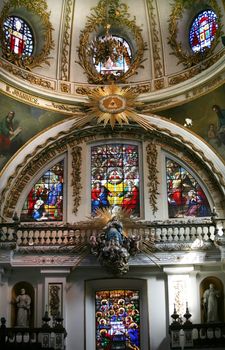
0,93,67,171
158,83,225,161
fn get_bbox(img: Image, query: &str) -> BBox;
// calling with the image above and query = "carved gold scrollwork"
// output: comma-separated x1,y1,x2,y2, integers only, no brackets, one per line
168,0,223,67
0,0,54,69
146,0,165,78
60,0,75,81
70,146,82,214
77,0,146,83
146,141,159,214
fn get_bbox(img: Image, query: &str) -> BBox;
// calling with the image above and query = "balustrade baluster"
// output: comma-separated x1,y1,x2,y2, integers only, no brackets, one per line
166,227,172,242
49,229,54,245
55,229,60,244
197,226,203,240
190,227,196,241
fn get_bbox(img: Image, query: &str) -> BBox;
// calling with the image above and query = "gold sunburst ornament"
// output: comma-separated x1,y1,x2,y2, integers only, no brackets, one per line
74,84,155,130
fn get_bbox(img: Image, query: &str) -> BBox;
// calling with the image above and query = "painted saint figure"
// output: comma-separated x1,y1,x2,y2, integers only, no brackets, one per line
0,111,22,157
16,288,31,327
212,104,225,145
203,283,220,323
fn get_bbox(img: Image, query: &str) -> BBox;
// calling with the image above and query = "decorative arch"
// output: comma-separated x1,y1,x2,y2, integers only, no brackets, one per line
0,114,225,221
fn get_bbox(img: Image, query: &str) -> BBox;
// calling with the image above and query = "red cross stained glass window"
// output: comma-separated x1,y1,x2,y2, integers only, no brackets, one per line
189,10,218,53
3,16,34,58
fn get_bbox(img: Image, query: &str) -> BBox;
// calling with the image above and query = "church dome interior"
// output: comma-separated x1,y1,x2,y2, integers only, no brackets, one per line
0,1,225,349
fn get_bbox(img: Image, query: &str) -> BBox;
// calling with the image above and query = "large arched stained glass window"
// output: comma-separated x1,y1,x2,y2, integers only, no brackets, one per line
3,16,34,58
166,158,211,218
21,161,64,221
91,144,140,216
189,10,218,53
96,290,140,350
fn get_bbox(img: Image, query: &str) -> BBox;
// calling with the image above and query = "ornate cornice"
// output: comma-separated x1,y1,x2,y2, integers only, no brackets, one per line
1,49,225,114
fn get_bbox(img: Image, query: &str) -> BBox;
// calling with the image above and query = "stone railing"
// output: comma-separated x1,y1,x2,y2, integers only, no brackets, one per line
0,220,217,249
169,322,225,349
0,316,66,350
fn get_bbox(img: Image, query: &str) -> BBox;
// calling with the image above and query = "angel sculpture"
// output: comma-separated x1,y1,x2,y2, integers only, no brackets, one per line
88,207,149,275
63,208,158,276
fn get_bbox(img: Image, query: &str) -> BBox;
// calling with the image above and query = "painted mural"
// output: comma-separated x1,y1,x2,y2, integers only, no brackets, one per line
158,83,225,162
0,93,67,171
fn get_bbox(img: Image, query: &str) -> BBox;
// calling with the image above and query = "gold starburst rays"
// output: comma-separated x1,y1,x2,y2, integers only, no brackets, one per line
73,84,155,130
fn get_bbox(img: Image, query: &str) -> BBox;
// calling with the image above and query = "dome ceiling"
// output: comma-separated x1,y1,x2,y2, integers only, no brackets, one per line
0,0,224,113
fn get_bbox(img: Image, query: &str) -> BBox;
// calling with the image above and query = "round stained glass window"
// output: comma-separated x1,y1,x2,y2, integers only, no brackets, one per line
92,35,132,77
189,10,218,53
3,16,34,58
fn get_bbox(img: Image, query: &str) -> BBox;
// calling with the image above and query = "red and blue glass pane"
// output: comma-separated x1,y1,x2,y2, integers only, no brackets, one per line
3,16,34,57
189,10,218,52
96,290,140,350
95,36,131,76
21,161,64,221
166,159,211,218
91,144,140,215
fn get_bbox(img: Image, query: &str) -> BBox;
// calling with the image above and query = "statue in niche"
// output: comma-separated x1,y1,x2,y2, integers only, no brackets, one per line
16,288,31,327
203,283,220,323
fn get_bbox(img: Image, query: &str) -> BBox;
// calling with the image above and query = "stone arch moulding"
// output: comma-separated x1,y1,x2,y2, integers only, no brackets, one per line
0,114,225,221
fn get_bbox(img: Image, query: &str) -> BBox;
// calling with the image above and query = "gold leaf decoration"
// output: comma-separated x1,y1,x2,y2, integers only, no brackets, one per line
73,84,155,130
146,141,159,214
77,0,146,83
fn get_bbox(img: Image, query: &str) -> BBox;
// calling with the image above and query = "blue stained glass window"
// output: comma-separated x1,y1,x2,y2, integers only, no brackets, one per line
166,159,211,218
91,144,140,216
21,161,64,221
3,16,34,58
95,290,140,350
189,10,218,53
94,35,132,77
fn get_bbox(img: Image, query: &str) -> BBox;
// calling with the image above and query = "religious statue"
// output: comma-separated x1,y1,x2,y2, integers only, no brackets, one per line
203,283,220,323
16,288,31,327
89,213,139,275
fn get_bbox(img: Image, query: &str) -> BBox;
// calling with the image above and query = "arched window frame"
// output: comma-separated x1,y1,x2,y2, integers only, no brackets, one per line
0,1,54,69
161,152,213,220
88,140,143,218
2,15,34,58
189,9,218,53
85,279,150,350
93,34,132,77
16,155,67,223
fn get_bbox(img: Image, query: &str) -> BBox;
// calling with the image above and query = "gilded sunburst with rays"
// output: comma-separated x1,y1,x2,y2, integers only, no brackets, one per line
74,84,155,130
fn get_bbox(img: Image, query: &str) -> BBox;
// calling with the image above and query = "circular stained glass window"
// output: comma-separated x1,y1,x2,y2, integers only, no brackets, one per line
189,10,218,53
92,35,132,77
3,16,34,58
